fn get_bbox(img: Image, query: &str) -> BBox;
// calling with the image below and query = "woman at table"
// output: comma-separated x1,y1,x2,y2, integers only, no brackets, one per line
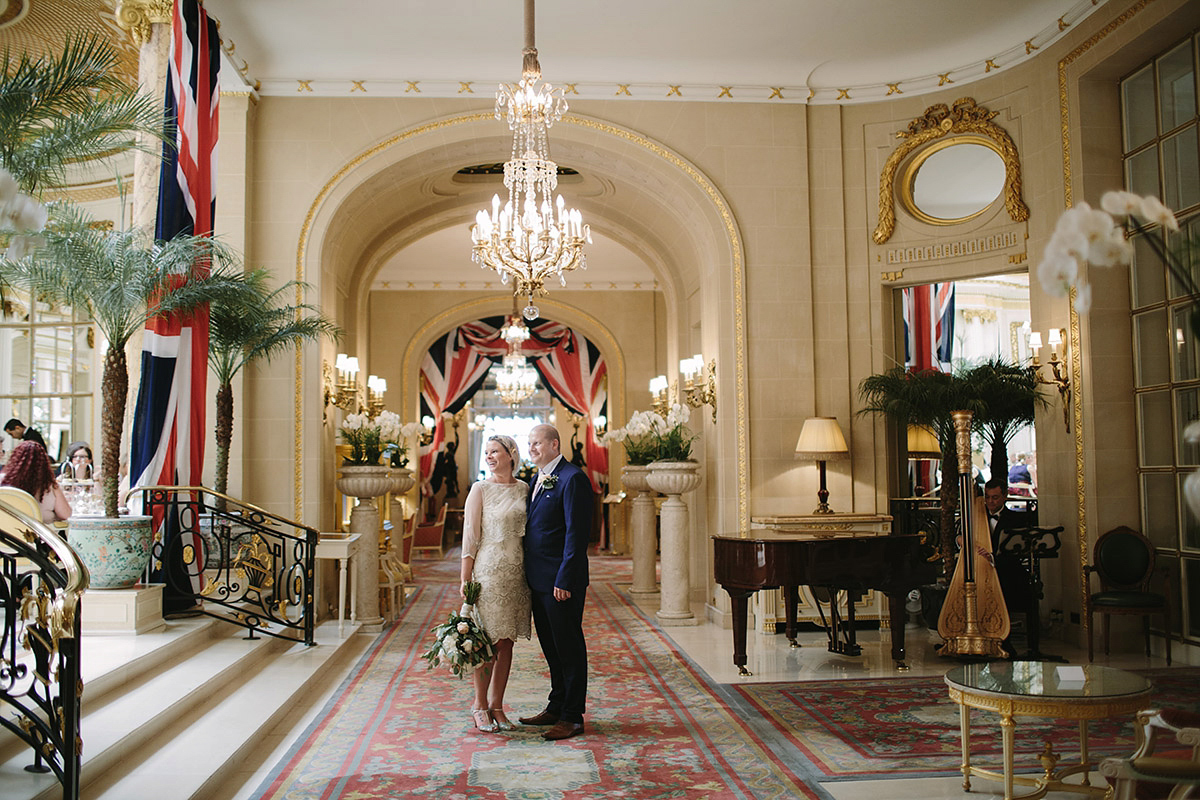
460,434,531,732
1,440,72,523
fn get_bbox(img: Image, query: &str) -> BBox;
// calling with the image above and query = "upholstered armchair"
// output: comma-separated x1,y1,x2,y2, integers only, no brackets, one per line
1085,526,1173,665
1100,707,1200,799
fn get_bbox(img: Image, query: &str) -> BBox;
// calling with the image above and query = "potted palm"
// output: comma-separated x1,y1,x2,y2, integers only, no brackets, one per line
959,358,1043,484
3,204,245,586
208,269,339,508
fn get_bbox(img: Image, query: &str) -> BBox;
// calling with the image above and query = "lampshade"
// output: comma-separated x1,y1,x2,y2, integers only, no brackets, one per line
906,425,941,458
794,417,849,461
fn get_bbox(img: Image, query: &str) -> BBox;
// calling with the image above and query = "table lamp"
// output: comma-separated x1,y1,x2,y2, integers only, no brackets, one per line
794,417,850,514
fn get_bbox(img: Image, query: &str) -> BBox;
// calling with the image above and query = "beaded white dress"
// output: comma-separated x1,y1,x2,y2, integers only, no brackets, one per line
461,480,532,641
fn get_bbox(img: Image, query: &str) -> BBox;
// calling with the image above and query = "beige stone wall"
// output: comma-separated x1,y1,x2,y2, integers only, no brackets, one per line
229,0,1199,645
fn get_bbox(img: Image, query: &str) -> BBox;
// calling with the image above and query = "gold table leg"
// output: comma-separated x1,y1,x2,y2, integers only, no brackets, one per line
960,701,972,791
1001,712,1016,800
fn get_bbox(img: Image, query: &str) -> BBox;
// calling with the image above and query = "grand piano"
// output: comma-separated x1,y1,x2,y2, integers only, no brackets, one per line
713,529,938,673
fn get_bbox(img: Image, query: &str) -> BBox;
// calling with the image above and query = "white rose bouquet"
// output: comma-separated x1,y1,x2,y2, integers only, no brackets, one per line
421,580,497,678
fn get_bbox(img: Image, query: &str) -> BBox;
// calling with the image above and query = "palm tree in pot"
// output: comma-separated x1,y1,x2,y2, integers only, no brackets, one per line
959,357,1044,486
208,269,339,510
858,366,983,576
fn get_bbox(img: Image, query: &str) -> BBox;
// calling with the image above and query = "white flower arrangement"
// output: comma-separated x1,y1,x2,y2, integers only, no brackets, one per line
421,581,497,678
0,167,48,259
1036,191,1180,314
340,412,383,465
602,404,697,464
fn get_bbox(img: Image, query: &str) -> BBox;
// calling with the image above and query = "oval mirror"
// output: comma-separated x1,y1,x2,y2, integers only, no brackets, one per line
902,138,1006,225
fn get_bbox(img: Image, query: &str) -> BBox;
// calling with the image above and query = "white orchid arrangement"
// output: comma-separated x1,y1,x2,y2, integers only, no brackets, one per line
1037,191,1183,314
0,167,48,259
602,403,697,464
421,580,497,678
340,412,384,465
376,410,425,468
1038,191,1200,519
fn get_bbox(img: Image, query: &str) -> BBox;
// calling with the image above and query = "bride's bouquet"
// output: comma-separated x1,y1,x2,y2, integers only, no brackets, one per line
421,580,497,678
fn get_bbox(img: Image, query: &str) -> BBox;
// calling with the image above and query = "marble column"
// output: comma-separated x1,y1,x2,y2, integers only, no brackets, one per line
622,466,658,595
115,0,173,231
646,461,702,625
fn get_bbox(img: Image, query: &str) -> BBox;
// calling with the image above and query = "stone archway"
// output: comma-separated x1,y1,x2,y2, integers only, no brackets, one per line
294,109,748,543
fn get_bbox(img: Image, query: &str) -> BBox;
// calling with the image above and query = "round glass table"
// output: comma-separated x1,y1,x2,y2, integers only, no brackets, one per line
944,662,1152,799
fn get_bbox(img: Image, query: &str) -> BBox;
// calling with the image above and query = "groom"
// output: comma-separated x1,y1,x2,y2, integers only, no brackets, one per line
520,424,592,740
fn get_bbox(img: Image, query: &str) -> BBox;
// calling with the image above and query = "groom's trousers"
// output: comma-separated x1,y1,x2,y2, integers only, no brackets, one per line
530,588,588,723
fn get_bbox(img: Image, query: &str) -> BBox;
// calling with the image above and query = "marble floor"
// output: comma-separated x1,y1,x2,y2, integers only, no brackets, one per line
211,584,1185,800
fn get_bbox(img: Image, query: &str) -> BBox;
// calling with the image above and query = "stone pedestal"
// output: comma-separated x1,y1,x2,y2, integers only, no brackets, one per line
82,584,166,634
622,466,659,595
646,461,702,625
389,467,416,528
336,466,392,632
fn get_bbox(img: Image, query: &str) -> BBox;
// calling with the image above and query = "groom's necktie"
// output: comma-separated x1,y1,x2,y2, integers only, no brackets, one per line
533,472,547,498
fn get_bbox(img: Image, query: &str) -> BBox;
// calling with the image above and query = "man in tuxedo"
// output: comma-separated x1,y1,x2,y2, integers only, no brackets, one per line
520,423,592,740
984,478,1033,615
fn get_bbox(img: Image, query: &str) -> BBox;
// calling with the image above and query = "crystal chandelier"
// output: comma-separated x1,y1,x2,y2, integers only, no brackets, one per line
500,296,532,347
494,344,539,407
471,0,590,321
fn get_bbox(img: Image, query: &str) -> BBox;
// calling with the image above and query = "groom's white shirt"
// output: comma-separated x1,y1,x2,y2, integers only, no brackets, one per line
534,454,564,497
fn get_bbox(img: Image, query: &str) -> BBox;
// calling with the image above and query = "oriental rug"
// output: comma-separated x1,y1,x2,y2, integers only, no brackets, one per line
414,547,636,586
253,581,821,799
732,668,1200,781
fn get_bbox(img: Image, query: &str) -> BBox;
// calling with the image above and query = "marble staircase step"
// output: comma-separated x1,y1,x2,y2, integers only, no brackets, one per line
0,617,363,800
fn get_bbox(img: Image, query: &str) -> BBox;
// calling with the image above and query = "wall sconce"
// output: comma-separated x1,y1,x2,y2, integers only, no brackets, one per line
419,415,436,446
1029,328,1070,431
649,374,670,415
593,414,607,437
680,354,717,424
323,353,362,418
794,416,850,514
366,375,387,416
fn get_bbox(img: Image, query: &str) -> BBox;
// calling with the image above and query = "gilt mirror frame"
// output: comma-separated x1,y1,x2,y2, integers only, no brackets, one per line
873,97,1029,245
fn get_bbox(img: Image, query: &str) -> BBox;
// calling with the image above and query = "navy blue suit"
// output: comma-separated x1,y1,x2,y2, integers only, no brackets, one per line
525,458,592,723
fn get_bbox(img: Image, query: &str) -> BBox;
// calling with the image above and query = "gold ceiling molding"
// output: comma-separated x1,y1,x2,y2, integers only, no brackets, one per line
872,97,1029,245
2,1,139,82
114,0,172,47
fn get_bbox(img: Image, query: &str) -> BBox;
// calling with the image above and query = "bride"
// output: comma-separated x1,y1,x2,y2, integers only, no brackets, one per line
459,434,532,732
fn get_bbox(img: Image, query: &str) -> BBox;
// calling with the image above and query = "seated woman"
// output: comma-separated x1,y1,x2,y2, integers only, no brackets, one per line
63,441,94,480
1,440,72,523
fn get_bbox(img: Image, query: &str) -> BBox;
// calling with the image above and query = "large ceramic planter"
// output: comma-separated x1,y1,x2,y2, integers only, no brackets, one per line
623,465,658,594
336,465,393,500
647,460,702,624
67,515,153,589
646,460,703,496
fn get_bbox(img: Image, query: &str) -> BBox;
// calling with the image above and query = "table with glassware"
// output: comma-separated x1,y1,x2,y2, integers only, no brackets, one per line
944,662,1152,800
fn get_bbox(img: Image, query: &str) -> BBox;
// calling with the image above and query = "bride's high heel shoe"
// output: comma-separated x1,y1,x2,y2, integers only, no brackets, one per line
472,709,498,733
490,708,517,731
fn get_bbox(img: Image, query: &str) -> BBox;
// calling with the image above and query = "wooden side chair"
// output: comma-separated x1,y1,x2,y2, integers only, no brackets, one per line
411,503,448,559
1085,526,1173,665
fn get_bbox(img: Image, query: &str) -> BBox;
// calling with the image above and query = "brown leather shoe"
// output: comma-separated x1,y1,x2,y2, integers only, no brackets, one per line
518,709,560,726
542,721,584,740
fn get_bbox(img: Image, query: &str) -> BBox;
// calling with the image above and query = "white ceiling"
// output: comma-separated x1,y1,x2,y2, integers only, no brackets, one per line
199,0,1109,290
206,0,1108,104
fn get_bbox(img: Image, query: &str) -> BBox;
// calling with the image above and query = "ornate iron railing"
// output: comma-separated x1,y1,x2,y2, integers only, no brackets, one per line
0,499,87,800
129,486,317,646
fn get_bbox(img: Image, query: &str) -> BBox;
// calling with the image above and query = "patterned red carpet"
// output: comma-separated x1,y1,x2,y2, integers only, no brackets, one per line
253,576,820,799
734,668,1200,781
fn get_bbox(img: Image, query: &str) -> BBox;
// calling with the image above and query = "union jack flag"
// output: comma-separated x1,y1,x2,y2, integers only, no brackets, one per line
128,0,219,611
902,282,955,372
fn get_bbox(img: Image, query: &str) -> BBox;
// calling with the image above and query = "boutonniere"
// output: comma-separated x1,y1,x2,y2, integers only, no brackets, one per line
542,474,559,490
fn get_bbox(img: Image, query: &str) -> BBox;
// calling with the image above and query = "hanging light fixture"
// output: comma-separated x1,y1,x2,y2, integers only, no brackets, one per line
500,293,532,347
494,342,539,407
471,0,591,321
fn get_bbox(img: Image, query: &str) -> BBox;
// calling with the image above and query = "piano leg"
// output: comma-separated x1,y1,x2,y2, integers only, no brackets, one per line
887,590,912,671
725,587,755,676
783,585,801,648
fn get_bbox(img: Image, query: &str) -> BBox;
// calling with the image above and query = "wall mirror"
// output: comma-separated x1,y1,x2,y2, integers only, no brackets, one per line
874,98,1028,244
902,136,1007,224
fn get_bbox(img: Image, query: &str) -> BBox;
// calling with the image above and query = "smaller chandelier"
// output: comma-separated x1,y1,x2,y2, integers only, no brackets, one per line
500,302,532,347
470,0,590,321
495,347,539,407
